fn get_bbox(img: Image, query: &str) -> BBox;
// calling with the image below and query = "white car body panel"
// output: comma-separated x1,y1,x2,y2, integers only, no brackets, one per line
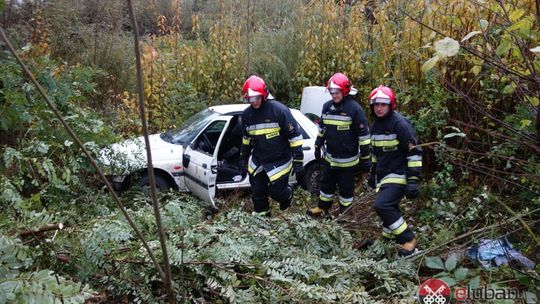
99,134,187,190
183,117,232,206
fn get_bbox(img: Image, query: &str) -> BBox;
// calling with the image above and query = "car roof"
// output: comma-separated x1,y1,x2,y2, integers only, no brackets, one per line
209,104,249,114
209,103,307,118
209,103,305,116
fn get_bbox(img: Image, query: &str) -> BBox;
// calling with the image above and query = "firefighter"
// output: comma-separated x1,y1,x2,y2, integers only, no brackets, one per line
307,73,371,216
239,75,305,216
368,85,422,257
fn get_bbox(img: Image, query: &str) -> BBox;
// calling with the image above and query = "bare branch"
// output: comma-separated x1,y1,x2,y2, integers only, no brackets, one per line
125,0,174,302
19,223,64,238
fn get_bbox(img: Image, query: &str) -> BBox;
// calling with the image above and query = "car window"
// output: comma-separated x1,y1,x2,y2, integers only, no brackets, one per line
161,109,221,145
193,120,227,155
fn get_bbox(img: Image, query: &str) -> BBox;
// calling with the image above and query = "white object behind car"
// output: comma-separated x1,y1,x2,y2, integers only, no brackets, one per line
300,86,331,118
300,86,358,119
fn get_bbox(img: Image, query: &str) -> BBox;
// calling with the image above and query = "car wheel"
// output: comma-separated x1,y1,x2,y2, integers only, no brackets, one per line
136,174,172,192
304,162,321,194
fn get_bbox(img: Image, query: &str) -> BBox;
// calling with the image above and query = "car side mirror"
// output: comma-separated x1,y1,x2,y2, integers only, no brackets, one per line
183,154,190,168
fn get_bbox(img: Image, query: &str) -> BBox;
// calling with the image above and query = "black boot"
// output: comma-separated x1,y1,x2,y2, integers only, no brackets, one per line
279,192,293,211
279,199,291,211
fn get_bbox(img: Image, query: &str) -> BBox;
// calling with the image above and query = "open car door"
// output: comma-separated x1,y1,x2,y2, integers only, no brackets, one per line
182,117,232,207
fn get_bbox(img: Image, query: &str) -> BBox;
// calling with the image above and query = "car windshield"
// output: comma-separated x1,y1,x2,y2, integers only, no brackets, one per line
161,109,221,145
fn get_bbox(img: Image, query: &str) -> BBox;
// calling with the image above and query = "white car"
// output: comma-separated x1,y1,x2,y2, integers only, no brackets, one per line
99,104,321,206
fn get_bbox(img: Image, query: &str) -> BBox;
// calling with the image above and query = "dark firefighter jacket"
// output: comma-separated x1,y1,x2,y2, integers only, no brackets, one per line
370,111,422,187
240,100,304,182
316,95,370,168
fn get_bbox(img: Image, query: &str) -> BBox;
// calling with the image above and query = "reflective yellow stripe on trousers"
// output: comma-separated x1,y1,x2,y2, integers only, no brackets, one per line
376,173,407,192
388,216,408,235
267,159,293,182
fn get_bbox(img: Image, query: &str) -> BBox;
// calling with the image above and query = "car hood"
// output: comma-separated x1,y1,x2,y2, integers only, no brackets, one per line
99,134,183,175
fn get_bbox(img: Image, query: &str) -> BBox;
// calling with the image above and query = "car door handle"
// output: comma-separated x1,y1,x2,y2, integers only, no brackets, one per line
303,146,311,151
211,165,217,174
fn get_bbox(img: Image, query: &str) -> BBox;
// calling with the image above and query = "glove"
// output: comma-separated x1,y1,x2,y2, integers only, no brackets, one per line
293,163,307,190
367,173,376,189
314,147,321,162
358,158,371,173
405,179,420,199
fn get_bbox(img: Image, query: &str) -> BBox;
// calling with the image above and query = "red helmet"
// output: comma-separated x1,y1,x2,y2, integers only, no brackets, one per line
326,73,352,96
242,75,268,101
369,85,396,110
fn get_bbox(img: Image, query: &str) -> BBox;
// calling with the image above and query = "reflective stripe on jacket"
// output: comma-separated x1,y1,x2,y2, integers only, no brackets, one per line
370,112,422,186
316,96,370,168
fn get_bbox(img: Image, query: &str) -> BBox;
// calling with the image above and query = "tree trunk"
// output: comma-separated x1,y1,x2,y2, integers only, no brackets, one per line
3,0,15,28
19,223,64,238
537,101,540,145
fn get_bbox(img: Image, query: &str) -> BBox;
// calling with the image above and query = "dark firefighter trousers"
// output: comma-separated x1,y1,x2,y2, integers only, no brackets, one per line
249,172,292,213
318,162,355,210
374,184,415,244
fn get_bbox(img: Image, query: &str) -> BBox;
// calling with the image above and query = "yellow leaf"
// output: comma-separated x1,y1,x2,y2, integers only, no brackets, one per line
520,119,532,128
471,65,481,76
421,55,440,73
509,9,525,22
495,39,511,56
507,17,532,32
502,84,515,94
